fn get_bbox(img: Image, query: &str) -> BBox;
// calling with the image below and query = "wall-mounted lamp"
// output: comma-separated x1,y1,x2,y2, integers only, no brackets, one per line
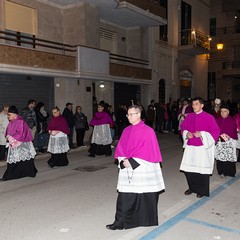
99,84,105,89
217,43,224,50
56,83,60,87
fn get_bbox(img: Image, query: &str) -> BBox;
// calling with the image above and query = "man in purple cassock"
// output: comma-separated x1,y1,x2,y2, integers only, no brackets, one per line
2,105,38,181
180,97,220,198
215,104,238,177
106,105,165,230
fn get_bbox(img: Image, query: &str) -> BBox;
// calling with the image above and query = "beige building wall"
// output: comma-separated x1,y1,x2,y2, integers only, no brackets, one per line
63,3,100,47
54,77,93,141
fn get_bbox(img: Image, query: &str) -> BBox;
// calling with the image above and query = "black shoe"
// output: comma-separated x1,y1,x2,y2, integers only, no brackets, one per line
196,194,203,198
184,189,193,195
47,161,54,168
106,223,123,230
88,154,95,158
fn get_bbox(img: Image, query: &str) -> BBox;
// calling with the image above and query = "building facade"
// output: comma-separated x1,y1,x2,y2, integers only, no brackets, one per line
209,0,240,102
0,0,211,142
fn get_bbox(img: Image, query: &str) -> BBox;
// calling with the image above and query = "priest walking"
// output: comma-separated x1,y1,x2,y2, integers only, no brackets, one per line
180,97,220,198
106,105,165,230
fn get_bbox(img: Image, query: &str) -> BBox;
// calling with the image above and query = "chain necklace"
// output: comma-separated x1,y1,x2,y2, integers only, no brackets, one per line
126,168,133,183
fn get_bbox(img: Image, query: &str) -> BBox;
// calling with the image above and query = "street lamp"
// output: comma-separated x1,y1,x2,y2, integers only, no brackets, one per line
217,43,224,50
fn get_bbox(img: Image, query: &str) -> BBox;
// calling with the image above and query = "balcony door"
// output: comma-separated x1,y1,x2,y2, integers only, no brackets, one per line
159,79,165,104
180,70,192,98
114,83,141,110
181,1,192,45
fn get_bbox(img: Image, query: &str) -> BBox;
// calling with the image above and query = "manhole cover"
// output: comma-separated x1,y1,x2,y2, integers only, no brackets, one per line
74,166,107,172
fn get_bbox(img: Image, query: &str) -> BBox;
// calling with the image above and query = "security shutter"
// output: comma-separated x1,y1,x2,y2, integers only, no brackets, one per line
0,74,54,112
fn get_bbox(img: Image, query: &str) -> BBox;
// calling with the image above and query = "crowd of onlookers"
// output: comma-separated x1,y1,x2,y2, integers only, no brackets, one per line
112,98,240,138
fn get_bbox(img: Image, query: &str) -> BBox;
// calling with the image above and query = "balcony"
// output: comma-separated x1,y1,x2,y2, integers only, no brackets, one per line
178,29,210,55
0,30,151,83
54,0,167,28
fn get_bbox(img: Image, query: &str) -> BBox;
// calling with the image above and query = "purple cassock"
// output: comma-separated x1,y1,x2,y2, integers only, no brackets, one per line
89,111,114,126
47,115,70,134
114,120,162,163
181,111,220,145
216,115,237,140
6,115,33,142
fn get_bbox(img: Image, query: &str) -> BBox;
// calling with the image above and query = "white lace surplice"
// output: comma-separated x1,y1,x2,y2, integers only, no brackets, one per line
91,124,112,145
215,138,237,162
47,131,70,154
7,141,36,164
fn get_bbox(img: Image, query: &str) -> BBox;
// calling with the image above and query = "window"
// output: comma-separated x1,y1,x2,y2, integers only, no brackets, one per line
159,25,168,41
210,18,216,37
181,1,192,45
5,1,36,35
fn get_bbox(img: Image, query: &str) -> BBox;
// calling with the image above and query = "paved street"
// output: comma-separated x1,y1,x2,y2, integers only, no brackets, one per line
0,133,239,240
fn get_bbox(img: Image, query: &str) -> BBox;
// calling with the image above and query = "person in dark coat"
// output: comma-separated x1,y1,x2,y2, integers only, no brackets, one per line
155,102,165,133
74,106,88,147
35,102,49,153
146,104,155,128
62,102,75,148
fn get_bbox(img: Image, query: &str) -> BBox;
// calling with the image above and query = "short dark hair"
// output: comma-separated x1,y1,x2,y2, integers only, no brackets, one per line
192,97,204,104
35,102,44,111
128,105,141,112
28,99,36,105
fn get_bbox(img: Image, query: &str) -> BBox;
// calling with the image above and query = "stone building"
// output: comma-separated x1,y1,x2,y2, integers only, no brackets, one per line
0,0,211,141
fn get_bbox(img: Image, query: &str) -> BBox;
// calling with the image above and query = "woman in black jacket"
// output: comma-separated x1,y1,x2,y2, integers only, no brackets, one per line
35,102,49,153
74,106,88,147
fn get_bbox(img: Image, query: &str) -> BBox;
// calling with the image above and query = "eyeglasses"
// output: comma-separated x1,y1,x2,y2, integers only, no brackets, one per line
126,112,139,117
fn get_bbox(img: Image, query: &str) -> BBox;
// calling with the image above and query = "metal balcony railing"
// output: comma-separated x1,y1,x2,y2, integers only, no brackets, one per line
179,29,210,50
0,29,77,55
110,53,149,67
0,29,149,71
